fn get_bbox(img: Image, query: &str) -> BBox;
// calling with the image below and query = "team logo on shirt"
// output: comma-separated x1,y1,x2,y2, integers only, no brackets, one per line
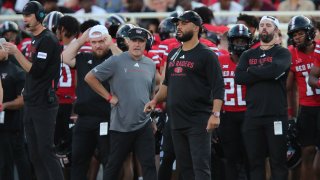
1,73,7,79
174,67,183,73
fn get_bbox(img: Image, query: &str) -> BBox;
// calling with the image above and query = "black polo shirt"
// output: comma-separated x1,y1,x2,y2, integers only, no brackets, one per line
74,51,112,119
23,29,61,107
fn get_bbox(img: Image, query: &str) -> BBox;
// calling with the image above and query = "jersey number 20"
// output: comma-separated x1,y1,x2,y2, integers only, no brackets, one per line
224,78,246,106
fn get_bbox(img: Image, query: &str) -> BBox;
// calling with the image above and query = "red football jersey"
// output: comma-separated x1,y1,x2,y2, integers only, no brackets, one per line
150,43,166,73
18,37,32,53
56,43,78,104
159,38,181,62
144,49,165,110
219,54,246,112
56,63,76,104
19,38,32,58
144,50,162,72
199,38,220,55
289,45,320,106
314,41,320,67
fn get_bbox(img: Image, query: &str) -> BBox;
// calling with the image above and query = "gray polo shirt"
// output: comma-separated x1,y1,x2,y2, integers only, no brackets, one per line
91,51,156,132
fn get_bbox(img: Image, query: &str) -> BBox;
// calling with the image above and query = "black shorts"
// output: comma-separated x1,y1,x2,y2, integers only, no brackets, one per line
297,106,320,147
219,111,246,162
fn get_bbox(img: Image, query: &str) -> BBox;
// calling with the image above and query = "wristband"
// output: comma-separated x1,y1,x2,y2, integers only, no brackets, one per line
107,95,112,102
211,112,220,118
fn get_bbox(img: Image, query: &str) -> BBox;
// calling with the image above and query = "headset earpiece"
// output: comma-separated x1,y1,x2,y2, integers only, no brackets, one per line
33,1,46,22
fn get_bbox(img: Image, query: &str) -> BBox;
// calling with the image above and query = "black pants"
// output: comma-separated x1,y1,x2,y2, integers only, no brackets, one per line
10,131,33,180
172,126,211,180
158,120,176,180
220,111,249,180
71,116,109,180
24,105,64,180
0,132,14,180
103,122,157,180
242,116,288,180
0,131,33,180
55,103,73,146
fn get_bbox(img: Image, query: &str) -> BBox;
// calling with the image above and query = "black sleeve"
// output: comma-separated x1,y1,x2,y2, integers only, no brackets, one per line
247,48,292,80
163,49,177,86
205,50,224,100
75,53,86,69
29,36,60,77
235,51,262,85
14,66,26,95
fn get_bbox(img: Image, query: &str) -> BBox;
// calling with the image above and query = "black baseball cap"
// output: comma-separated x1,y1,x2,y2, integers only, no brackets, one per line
22,1,41,15
171,10,203,27
128,27,148,40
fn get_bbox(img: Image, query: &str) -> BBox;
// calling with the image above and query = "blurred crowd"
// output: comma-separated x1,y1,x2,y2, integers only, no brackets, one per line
1,0,320,23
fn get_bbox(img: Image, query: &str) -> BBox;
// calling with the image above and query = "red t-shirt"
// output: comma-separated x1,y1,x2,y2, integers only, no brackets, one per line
219,54,246,112
289,45,320,106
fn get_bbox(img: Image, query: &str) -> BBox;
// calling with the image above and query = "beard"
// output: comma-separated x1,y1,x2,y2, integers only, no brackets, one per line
93,50,108,59
176,30,193,42
259,31,275,43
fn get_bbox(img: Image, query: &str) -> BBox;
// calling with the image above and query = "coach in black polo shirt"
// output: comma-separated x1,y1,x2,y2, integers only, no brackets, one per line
3,1,63,180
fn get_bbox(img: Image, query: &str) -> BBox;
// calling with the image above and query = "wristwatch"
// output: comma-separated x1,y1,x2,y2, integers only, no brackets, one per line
211,112,220,118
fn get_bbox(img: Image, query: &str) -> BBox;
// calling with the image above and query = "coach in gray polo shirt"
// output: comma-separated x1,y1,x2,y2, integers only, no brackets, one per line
85,27,157,180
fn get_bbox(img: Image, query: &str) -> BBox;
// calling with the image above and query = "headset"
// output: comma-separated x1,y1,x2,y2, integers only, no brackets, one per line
24,1,46,22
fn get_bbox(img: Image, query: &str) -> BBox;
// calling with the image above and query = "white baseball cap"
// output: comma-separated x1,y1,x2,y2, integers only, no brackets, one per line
260,16,280,28
89,25,109,39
